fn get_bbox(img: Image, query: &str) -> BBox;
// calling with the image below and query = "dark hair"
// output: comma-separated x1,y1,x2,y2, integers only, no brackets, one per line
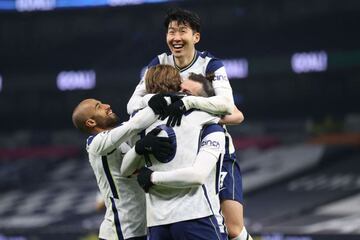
164,8,201,33
188,72,215,97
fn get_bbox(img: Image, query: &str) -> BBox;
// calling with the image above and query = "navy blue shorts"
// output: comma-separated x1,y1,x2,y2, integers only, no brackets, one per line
148,215,225,240
219,154,244,204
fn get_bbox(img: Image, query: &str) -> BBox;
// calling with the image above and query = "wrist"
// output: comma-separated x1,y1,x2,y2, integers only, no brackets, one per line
135,141,145,155
181,96,192,110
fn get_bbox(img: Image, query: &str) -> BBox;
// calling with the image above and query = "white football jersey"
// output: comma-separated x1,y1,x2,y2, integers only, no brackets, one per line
86,107,156,239
127,50,236,156
141,110,225,231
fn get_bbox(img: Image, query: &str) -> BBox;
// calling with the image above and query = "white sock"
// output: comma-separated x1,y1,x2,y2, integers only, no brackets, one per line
230,226,249,240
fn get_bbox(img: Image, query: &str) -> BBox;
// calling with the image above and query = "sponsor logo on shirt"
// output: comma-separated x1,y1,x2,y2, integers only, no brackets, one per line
201,140,220,148
213,75,228,81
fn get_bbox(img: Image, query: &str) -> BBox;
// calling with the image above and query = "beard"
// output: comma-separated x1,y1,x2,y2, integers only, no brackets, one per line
94,113,119,129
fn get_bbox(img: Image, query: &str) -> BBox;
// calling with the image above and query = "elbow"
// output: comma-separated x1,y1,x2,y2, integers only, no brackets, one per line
237,112,245,124
126,102,134,115
222,97,235,115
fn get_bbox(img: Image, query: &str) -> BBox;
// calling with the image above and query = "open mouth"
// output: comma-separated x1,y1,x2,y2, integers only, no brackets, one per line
172,44,184,50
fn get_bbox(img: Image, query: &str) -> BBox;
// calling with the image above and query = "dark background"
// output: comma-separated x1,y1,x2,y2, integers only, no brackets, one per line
1,0,359,131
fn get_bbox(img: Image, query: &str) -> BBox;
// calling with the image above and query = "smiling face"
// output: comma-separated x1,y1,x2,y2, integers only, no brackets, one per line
72,98,119,134
166,21,200,61
89,99,119,130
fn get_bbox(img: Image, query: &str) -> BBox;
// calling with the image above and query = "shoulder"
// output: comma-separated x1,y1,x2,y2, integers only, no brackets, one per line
87,131,108,148
148,52,173,67
198,51,225,74
201,124,225,139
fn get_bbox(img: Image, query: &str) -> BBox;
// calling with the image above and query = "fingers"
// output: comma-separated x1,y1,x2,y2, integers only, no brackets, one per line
176,115,182,126
166,115,173,127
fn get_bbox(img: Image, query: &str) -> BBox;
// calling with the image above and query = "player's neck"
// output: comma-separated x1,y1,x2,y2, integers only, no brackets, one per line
174,49,196,70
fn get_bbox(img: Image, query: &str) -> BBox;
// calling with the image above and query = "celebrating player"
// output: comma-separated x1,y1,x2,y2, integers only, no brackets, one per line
122,64,226,240
72,98,173,240
127,7,252,240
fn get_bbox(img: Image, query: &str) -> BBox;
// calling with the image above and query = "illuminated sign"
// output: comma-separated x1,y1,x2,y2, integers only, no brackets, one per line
108,0,144,6
0,75,2,92
0,0,177,11
291,51,327,73
223,59,248,79
57,70,96,91
15,0,55,12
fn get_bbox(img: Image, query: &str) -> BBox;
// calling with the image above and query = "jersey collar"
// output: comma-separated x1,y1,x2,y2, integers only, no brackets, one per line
173,50,199,72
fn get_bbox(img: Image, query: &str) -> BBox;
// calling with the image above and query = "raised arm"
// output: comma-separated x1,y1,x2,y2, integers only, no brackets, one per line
89,107,157,155
127,57,160,114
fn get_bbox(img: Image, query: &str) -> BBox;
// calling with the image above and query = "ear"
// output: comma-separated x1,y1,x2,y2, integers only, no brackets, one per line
193,32,200,44
85,119,96,128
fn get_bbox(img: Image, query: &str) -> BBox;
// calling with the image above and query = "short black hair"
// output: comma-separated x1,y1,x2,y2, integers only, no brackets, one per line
188,72,215,97
164,8,201,33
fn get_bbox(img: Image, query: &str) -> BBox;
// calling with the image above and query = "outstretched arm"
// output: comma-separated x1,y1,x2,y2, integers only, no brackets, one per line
148,130,225,188
89,107,157,155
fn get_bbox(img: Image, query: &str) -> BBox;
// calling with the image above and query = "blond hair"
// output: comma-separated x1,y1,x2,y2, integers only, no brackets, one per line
145,64,182,93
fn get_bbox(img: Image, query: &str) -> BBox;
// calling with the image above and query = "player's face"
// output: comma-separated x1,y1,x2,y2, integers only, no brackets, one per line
180,79,204,96
166,21,200,59
89,99,119,129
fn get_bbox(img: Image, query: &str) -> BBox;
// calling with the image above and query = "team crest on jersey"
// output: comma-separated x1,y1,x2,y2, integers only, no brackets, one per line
201,140,220,148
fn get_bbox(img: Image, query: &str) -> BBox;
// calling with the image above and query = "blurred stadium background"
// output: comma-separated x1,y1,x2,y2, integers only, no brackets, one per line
1,0,360,239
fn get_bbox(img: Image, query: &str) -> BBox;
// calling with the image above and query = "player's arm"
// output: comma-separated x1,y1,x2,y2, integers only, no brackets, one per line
138,129,225,190
127,57,160,114
219,106,244,125
89,107,157,155
120,128,173,177
151,145,220,188
182,62,235,115
120,147,145,177
126,76,148,114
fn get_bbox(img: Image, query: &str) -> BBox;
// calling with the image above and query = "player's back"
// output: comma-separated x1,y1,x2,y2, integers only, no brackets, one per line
144,110,221,227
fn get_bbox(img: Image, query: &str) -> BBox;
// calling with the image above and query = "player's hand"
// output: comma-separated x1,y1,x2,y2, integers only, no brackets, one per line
148,94,168,119
168,93,185,104
137,167,154,192
166,100,186,127
135,128,174,159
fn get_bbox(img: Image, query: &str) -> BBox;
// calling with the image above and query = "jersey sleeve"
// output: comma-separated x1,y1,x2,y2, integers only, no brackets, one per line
182,59,235,115
87,107,157,155
151,125,225,188
120,147,145,177
127,57,160,114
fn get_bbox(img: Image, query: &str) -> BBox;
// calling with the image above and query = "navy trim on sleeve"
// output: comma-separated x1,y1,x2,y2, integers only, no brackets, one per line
206,59,224,74
86,135,95,146
147,56,160,68
201,124,225,140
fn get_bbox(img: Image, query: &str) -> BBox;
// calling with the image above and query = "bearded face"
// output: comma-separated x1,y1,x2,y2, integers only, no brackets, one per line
93,112,119,129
